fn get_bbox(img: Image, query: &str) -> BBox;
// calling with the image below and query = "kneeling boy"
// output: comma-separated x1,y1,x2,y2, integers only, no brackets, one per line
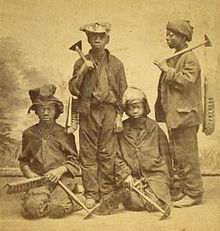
115,87,171,212
18,84,84,219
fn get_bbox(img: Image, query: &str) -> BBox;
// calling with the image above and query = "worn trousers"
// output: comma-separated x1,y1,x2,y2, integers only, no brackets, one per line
21,176,85,219
79,104,117,201
169,126,203,198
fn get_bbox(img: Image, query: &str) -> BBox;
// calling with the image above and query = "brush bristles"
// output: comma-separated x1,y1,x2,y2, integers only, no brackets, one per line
5,177,48,194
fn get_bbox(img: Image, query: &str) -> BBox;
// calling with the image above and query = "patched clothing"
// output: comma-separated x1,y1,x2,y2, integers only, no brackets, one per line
18,123,83,219
69,49,127,116
155,48,203,129
69,49,127,201
19,123,79,176
115,117,171,209
154,48,203,198
21,176,84,219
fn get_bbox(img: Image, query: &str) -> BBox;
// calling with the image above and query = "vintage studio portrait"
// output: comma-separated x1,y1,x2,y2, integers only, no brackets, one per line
0,1,219,231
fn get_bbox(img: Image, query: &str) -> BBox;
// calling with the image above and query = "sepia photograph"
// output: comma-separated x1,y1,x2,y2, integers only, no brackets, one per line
0,0,220,231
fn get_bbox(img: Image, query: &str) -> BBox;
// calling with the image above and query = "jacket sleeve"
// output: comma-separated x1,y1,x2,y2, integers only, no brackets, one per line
115,150,132,181
61,133,80,177
115,63,127,115
165,52,201,91
68,59,84,96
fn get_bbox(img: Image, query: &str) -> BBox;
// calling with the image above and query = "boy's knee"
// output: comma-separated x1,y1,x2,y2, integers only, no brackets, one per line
21,188,50,219
123,191,145,211
47,205,66,218
48,194,86,218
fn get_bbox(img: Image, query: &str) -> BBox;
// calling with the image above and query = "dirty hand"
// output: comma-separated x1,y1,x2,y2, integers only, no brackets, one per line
153,57,169,72
114,113,123,133
78,60,94,75
45,166,68,183
124,175,134,188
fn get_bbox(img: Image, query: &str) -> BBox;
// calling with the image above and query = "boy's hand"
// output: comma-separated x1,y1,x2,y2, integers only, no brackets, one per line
114,114,123,133
153,57,169,72
78,60,94,75
45,166,68,183
124,175,134,188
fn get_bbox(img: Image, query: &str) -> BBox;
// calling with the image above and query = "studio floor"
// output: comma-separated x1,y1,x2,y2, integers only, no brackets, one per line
0,176,220,231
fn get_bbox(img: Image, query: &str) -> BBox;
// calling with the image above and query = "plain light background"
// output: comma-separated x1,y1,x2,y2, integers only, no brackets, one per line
0,0,219,151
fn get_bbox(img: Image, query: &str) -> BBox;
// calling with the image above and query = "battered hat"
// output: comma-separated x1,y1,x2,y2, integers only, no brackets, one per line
80,22,111,34
28,84,64,117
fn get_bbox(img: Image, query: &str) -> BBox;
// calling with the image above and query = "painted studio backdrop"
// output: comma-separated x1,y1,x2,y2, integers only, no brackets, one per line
0,0,220,174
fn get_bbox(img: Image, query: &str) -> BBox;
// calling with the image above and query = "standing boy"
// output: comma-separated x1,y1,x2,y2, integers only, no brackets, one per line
69,22,127,208
153,20,203,207
18,84,84,218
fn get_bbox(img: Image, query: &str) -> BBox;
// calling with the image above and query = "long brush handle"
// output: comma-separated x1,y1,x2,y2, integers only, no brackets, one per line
57,180,89,213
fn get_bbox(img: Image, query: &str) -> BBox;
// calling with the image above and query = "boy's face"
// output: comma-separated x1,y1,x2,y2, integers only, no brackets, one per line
126,102,144,119
88,33,109,51
35,102,56,123
166,30,186,49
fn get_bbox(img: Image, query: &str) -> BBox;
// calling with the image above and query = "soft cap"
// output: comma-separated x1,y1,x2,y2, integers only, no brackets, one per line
80,22,111,34
123,87,150,116
166,19,193,41
28,84,64,116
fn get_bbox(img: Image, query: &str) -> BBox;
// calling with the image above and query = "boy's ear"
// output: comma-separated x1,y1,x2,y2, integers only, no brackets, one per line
106,35,110,44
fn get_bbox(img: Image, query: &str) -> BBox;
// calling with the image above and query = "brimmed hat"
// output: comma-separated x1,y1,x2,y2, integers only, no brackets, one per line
166,19,193,42
28,84,64,117
80,22,111,35
122,87,151,116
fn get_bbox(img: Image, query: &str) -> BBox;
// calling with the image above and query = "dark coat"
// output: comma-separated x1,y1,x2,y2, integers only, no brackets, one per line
18,123,79,177
115,117,171,203
68,49,127,116
155,48,203,129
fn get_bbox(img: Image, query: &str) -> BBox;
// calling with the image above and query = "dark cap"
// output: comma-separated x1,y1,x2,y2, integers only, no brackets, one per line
28,84,64,117
166,19,193,41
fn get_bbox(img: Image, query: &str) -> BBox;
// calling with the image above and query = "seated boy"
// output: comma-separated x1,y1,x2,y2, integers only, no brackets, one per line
18,84,84,219
115,87,171,212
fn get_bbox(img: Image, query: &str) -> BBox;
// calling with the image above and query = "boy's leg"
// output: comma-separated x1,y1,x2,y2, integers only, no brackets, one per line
47,176,85,218
169,126,203,205
21,186,51,219
123,183,168,212
123,191,146,211
79,108,101,203
98,104,117,200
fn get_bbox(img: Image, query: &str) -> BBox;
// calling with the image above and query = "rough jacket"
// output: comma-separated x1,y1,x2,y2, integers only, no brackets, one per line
68,49,127,116
115,117,171,203
18,123,79,177
155,49,203,129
